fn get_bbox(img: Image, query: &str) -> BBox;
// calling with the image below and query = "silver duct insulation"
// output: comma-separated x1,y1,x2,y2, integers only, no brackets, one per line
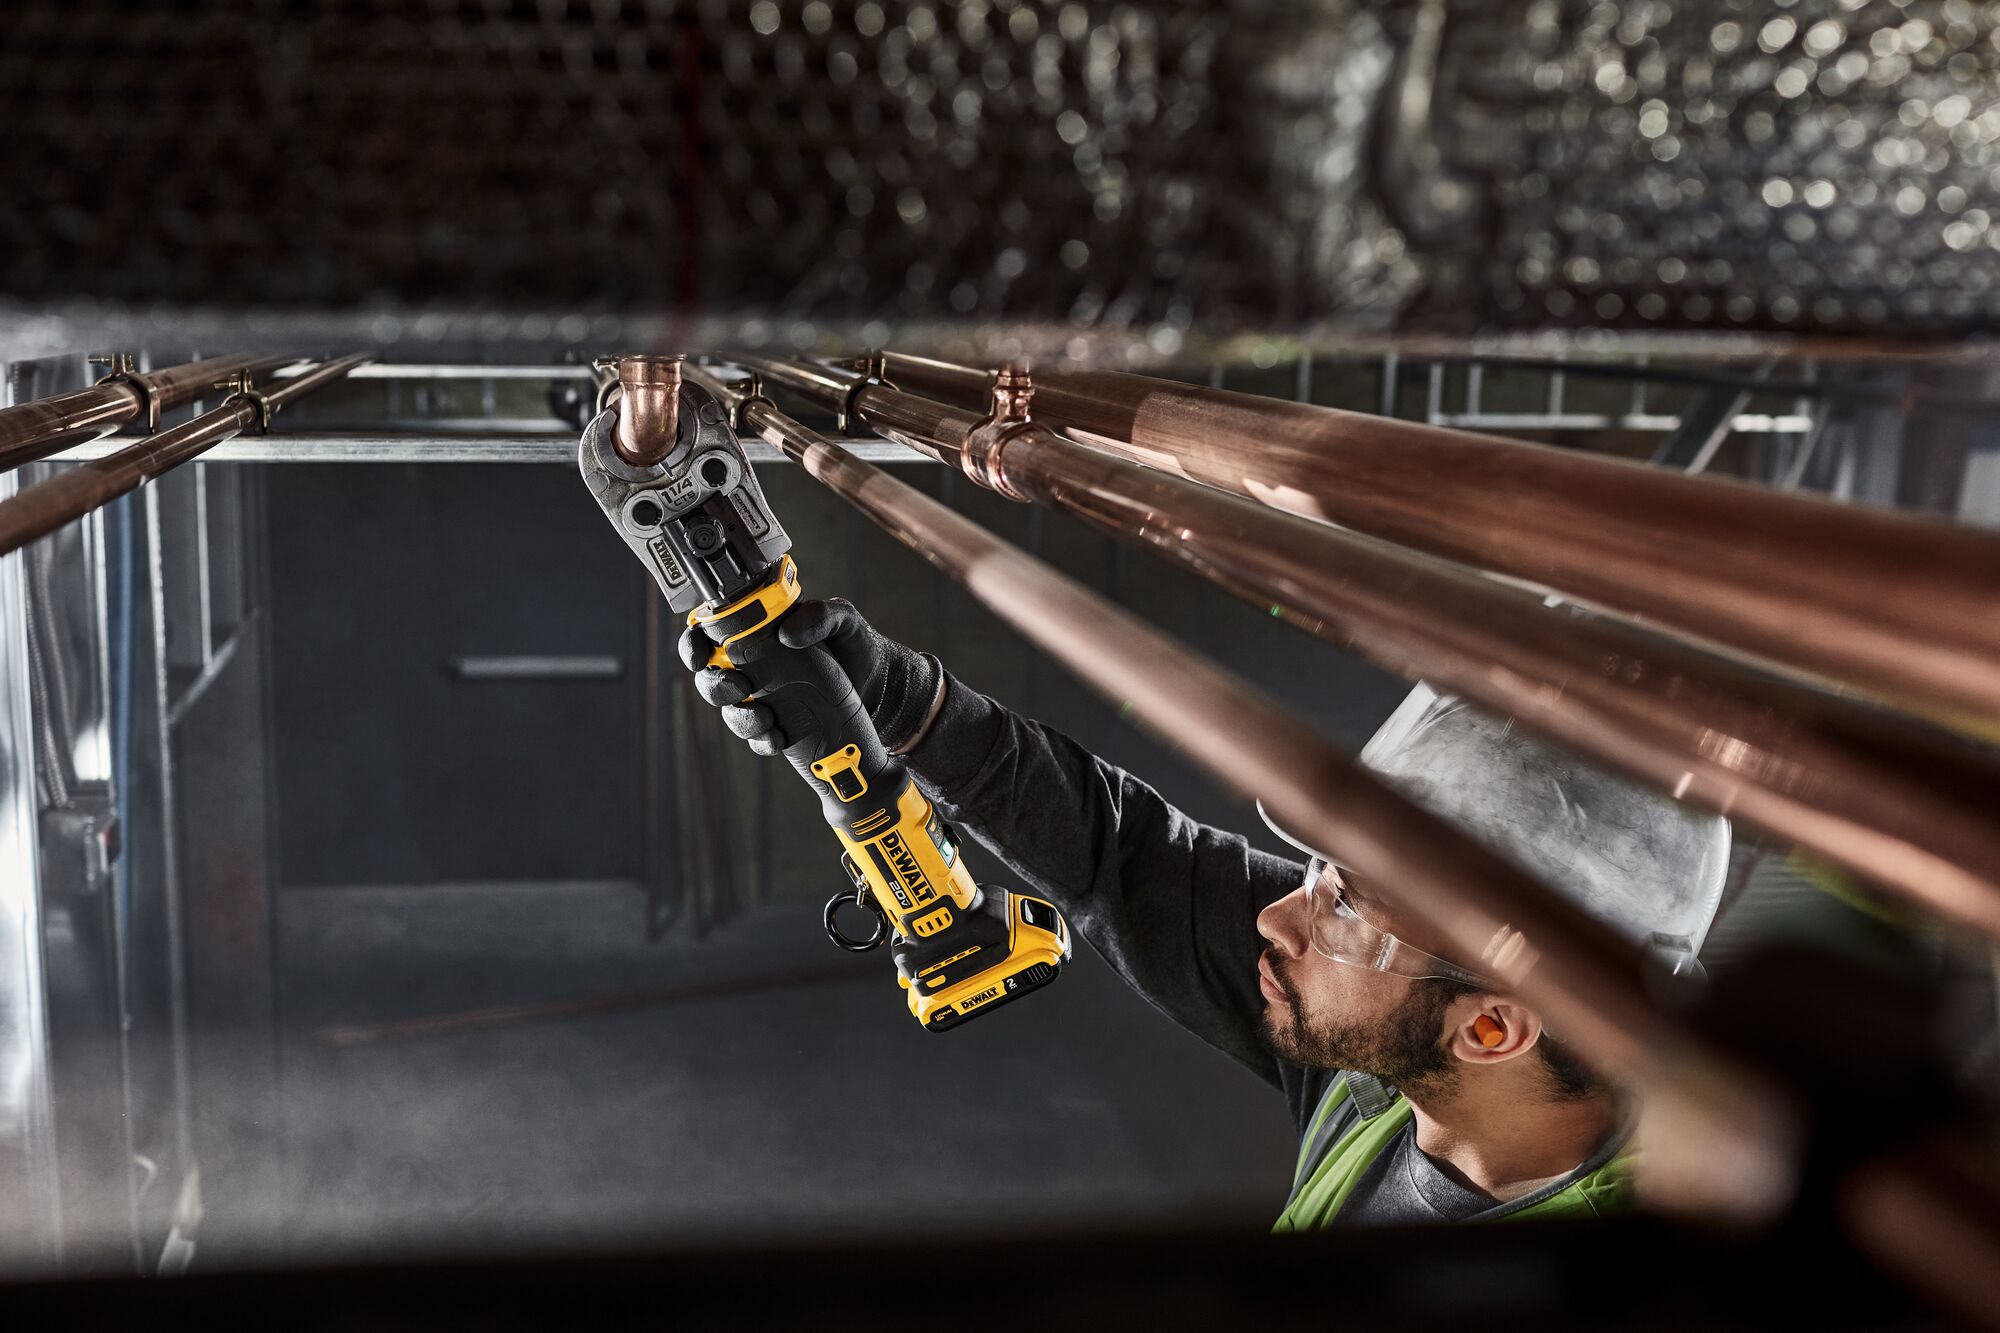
2,1,1995,355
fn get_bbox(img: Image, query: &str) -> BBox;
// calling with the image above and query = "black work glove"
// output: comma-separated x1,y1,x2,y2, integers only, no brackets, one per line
678,598,943,757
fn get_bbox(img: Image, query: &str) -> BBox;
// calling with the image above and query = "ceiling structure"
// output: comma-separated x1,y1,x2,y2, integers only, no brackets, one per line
5,0,2000,363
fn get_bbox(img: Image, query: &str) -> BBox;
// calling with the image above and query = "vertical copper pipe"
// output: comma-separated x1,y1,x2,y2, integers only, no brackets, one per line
876,352,2000,725
0,353,304,472
722,357,2000,948
696,367,1796,1220
0,354,372,558
613,355,684,467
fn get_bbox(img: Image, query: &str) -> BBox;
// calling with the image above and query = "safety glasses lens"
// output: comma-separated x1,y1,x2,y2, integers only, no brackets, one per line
1305,864,1482,985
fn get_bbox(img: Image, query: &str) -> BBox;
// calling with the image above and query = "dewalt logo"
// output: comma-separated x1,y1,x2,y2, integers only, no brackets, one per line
863,841,912,910
648,534,688,589
960,985,1001,1012
879,831,936,905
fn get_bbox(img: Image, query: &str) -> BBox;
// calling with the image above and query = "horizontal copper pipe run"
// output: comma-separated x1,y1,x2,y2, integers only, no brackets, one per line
876,352,2000,726
696,364,1796,1220
0,352,304,473
0,354,372,558
727,355,976,463
731,357,2000,946
989,433,2000,946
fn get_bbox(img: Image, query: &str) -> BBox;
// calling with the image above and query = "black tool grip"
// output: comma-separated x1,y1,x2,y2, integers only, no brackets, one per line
702,612,905,830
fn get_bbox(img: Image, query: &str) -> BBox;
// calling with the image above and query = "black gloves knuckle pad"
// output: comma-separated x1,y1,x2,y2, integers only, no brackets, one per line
678,597,939,758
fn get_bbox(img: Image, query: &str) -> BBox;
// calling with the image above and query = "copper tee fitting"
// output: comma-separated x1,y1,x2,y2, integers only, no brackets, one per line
961,363,1034,501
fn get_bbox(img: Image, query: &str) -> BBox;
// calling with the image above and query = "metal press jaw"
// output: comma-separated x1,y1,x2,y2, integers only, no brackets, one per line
577,355,793,616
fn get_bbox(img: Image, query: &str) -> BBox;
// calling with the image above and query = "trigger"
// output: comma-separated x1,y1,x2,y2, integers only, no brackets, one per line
706,643,734,670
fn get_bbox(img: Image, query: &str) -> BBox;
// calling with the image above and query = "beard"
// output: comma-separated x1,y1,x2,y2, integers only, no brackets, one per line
1257,950,1464,1092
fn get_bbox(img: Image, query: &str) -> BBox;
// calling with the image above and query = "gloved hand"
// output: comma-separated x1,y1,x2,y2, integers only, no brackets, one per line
678,598,943,757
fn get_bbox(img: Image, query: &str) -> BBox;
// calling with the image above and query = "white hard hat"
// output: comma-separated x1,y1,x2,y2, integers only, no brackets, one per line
1261,684,1731,974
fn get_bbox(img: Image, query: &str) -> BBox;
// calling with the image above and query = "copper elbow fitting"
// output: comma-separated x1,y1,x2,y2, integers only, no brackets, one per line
614,354,685,467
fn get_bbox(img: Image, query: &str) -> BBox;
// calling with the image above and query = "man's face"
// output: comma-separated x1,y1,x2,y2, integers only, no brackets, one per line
1253,867,1471,1088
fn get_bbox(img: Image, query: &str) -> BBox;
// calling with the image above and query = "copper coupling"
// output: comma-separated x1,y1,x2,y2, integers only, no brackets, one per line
960,364,1034,501
613,354,685,467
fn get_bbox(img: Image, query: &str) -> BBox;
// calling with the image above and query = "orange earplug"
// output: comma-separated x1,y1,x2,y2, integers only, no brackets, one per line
1473,1016,1505,1049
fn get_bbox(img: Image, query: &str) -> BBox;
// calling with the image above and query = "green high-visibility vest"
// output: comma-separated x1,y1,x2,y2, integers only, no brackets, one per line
1271,1077,1632,1231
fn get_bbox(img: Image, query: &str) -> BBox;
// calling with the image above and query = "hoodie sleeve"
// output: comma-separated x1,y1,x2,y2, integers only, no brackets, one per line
898,669,1310,1094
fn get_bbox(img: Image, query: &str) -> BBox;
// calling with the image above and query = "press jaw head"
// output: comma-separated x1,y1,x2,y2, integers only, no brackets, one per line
577,368,792,615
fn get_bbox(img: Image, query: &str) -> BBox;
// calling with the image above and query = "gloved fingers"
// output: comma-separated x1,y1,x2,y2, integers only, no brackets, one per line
719,701,778,744
693,666,753,708
777,597,867,651
744,730,785,758
676,623,714,675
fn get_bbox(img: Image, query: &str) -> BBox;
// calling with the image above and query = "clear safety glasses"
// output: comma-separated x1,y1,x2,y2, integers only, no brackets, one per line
1304,859,1490,987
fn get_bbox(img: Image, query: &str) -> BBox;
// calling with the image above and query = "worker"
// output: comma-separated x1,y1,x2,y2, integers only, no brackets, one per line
684,599,1731,1226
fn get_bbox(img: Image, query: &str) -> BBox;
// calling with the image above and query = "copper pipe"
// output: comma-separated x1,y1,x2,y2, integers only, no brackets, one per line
876,352,2000,725
728,354,976,464
729,357,853,402
0,354,372,558
699,365,1798,1220
0,353,304,473
613,354,684,467
865,351,1011,408
728,358,2000,946
991,429,2000,944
